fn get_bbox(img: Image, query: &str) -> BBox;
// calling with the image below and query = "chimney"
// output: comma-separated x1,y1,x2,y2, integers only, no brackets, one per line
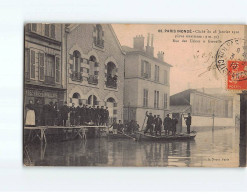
146,33,154,56
133,35,145,51
157,51,164,61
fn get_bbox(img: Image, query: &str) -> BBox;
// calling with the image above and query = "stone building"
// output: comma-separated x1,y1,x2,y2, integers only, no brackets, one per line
123,34,172,127
65,24,125,122
170,89,235,131
24,23,66,107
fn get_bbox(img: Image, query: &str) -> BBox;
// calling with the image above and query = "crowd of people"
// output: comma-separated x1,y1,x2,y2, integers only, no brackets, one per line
24,100,110,127
108,119,140,134
144,111,192,136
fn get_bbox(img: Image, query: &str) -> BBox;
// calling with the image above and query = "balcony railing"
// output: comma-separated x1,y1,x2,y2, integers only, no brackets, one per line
71,71,83,82
88,75,98,85
106,76,117,89
44,76,55,85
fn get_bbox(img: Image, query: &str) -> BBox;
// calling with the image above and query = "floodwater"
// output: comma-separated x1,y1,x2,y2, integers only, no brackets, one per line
24,128,240,167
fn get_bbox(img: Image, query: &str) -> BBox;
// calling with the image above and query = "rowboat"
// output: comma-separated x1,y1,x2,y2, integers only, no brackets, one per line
107,133,137,140
136,131,196,142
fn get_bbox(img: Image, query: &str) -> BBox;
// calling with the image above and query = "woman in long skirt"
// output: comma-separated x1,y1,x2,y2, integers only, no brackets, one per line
25,100,36,127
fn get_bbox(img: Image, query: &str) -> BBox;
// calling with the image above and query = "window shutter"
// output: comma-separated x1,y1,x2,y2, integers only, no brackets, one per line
51,24,55,38
70,64,73,70
141,60,144,76
70,98,72,103
148,63,151,78
31,24,37,32
25,48,30,79
45,24,49,37
55,57,60,82
39,53,45,81
30,50,35,79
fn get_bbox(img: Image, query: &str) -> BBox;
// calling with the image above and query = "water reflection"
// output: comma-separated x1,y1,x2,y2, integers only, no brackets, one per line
24,128,239,167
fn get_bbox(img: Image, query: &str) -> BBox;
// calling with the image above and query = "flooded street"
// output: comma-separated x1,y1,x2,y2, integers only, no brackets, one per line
24,128,239,167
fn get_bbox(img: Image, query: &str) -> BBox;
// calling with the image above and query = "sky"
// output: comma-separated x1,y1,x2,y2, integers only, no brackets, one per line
112,24,245,95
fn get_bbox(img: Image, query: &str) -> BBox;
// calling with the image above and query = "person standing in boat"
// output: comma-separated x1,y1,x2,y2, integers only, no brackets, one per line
184,113,192,134
25,100,36,127
172,116,178,136
117,120,124,134
33,99,43,126
144,111,154,135
155,115,162,136
163,114,172,135
109,119,118,134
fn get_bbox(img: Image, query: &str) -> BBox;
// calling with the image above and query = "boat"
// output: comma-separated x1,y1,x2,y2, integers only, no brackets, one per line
107,133,137,140
136,131,196,142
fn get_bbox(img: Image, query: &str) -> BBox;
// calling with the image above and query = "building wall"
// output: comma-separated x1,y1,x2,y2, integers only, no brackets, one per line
66,24,125,121
24,23,65,106
124,52,171,125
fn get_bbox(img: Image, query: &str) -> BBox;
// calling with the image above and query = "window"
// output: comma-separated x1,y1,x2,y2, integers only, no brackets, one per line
164,70,168,84
164,93,168,109
46,55,55,77
106,62,117,88
141,60,151,79
44,24,56,39
39,53,45,81
30,50,35,79
88,56,98,85
31,24,37,32
73,51,81,73
55,57,60,83
154,90,159,108
94,24,104,48
88,95,97,105
155,65,159,82
143,89,148,107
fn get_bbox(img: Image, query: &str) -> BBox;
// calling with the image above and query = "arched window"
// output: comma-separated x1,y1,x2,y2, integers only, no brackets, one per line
88,55,99,85
106,97,117,123
94,24,104,48
73,50,81,73
72,92,81,106
88,95,98,105
106,62,117,88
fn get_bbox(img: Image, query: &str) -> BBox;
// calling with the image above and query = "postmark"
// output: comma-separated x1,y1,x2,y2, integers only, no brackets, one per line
215,38,247,90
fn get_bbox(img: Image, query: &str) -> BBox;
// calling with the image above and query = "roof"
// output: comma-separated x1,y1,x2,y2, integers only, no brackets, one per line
122,45,172,67
169,105,191,113
66,24,126,55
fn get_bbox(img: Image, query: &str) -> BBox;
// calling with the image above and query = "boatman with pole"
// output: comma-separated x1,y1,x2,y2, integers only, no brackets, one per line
144,111,154,135
184,113,192,134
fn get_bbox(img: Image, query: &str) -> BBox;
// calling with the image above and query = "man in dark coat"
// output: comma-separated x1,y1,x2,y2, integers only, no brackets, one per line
34,99,43,126
184,113,192,134
171,116,178,136
144,111,154,135
60,101,70,126
70,103,76,126
104,107,109,126
163,114,172,135
95,106,100,125
99,106,105,125
76,102,83,125
155,115,162,136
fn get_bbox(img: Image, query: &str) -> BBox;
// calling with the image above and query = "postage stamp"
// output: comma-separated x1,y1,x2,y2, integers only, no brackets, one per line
227,61,247,90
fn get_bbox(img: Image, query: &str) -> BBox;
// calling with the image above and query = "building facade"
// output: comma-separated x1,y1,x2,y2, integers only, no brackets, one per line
170,89,235,131
123,34,172,127
24,23,66,107
65,24,125,122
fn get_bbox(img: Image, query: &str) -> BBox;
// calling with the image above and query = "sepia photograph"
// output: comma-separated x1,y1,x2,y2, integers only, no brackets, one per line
23,23,247,167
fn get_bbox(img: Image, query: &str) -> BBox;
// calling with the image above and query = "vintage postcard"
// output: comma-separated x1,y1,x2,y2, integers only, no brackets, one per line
23,24,247,167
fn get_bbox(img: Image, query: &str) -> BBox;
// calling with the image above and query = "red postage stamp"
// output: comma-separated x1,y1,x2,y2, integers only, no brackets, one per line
227,61,247,90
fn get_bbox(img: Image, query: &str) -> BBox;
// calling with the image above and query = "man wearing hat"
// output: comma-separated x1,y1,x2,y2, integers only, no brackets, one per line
144,111,154,135
155,115,162,136
163,114,172,135
184,113,192,134
60,101,70,126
